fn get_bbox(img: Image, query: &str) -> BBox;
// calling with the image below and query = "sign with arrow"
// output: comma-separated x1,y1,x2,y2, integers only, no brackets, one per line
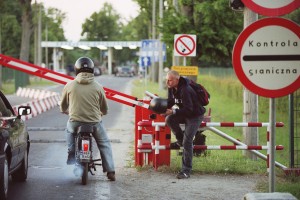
140,56,151,67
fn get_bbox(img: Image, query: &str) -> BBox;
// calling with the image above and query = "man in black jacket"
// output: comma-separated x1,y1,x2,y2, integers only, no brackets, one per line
164,70,205,179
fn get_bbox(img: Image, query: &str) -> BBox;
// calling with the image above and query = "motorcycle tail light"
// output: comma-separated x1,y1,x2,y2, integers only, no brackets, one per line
82,140,89,152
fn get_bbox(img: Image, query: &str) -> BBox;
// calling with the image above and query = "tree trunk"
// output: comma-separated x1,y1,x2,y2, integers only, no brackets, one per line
16,0,33,90
181,1,197,81
19,0,33,61
243,7,258,160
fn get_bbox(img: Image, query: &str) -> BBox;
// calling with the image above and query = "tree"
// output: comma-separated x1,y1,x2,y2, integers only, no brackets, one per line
0,0,23,57
161,0,243,67
41,6,66,68
81,3,123,66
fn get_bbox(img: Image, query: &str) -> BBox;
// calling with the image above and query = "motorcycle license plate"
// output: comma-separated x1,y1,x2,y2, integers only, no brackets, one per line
80,151,90,159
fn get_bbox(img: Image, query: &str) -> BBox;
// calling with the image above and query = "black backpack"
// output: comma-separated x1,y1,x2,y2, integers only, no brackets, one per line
193,131,207,157
188,79,210,106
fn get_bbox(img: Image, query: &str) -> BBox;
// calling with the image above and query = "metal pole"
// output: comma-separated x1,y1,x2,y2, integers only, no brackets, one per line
269,98,276,192
289,94,294,168
151,0,156,82
45,22,48,68
108,47,113,75
158,0,164,90
37,4,42,66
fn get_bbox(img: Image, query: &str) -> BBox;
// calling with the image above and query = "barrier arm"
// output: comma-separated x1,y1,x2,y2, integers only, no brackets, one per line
0,54,149,109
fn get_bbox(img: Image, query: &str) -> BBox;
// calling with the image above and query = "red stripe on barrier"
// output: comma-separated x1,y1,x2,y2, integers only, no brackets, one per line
220,145,236,150
275,122,284,127
200,122,207,127
220,122,235,127
248,122,263,127
137,121,152,127
104,87,137,100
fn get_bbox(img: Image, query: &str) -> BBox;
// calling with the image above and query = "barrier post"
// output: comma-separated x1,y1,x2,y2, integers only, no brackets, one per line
135,100,171,168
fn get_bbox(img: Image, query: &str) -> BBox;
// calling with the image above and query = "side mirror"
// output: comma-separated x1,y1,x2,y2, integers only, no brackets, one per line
18,106,31,116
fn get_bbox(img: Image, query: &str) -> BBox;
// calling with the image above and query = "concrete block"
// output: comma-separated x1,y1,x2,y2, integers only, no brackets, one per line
243,193,297,200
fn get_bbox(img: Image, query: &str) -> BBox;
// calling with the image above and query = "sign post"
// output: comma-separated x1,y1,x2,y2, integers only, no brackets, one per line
232,17,300,192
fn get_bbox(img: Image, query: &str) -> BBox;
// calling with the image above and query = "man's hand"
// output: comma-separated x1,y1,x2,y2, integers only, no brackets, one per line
161,109,173,117
61,111,69,115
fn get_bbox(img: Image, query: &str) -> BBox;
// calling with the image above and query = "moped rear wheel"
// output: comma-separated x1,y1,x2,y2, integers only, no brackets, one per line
81,163,88,185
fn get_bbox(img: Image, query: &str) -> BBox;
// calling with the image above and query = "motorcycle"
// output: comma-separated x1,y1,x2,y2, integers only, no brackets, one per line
73,124,101,185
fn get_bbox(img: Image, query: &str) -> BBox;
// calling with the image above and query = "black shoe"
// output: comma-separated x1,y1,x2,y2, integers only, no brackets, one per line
107,172,116,181
67,152,75,165
170,141,182,149
176,172,190,179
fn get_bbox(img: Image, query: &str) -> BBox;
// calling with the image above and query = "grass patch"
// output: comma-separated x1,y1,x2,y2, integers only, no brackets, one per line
1,76,56,94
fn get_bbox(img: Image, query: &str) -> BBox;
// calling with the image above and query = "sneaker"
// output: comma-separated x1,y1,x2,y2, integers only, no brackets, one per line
176,172,190,179
67,152,75,165
107,172,116,181
170,141,182,149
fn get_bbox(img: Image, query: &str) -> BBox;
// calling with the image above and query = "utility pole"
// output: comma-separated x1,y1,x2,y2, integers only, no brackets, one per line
37,3,42,66
172,0,180,66
158,0,164,90
151,0,156,82
45,10,49,68
243,7,258,160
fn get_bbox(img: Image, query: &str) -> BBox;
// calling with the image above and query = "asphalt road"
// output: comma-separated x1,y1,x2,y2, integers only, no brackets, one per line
7,75,136,200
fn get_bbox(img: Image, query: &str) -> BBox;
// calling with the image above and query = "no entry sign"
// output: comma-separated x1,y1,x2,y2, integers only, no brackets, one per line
232,18,300,98
242,0,300,16
174,34,196,57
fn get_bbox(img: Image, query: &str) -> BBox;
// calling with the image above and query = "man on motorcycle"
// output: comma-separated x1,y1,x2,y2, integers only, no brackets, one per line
60,57,116,181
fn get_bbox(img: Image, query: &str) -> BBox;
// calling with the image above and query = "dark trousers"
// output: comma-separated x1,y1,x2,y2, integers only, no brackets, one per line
166,114,203,173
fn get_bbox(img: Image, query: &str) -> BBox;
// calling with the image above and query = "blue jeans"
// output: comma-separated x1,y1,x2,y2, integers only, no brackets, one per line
166,114,203,174
66,120,115,173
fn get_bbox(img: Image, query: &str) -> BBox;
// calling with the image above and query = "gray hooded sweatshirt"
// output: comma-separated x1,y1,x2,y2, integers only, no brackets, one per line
60,72,108,122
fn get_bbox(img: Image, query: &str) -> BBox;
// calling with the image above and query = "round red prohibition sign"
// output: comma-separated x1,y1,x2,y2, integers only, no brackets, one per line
175,35,196,56
232,18,300,98
242,0,300,16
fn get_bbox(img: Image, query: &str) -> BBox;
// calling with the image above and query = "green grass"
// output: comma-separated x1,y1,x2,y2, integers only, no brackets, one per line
132,76,299,198
1,77,56,94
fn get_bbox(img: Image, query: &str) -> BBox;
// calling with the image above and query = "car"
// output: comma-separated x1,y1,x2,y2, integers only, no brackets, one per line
115,66,134,77
0,91,31,200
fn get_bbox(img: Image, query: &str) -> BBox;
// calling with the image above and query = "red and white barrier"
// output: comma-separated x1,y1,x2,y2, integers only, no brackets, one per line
138,144,284,151
0,54,150,109
137,120,287,170
137,121,284,128
13,88,60,121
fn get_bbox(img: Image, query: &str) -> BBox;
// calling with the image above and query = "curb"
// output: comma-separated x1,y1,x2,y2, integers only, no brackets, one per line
13,87,60,121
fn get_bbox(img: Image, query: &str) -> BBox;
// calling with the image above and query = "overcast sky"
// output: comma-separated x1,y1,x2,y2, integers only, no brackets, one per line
36,0,140,42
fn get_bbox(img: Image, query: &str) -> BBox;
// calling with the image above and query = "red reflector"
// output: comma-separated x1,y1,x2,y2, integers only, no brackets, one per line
82,140,89,152
83,144,89,151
